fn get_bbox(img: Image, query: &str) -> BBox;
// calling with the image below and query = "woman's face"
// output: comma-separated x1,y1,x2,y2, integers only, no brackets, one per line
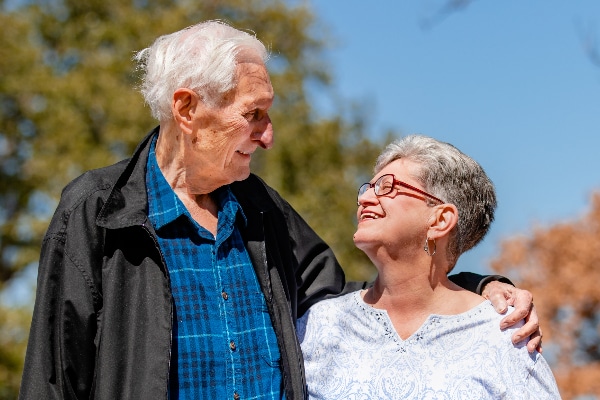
353,158,436,257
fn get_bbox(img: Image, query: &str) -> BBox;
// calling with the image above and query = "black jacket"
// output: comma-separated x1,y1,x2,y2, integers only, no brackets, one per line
19,127,497,399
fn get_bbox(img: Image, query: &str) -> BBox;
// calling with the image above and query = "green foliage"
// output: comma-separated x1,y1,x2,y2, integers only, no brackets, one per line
0,305,30,399
0,0,386,392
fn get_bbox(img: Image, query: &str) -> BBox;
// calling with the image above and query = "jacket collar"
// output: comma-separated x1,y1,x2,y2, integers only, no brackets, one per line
96,126,159,229
230,174,278,214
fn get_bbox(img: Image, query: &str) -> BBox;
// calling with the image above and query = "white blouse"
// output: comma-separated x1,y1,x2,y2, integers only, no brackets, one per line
297,291,561,399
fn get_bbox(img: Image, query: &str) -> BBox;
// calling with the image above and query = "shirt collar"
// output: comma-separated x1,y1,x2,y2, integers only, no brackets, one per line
146,135,246,231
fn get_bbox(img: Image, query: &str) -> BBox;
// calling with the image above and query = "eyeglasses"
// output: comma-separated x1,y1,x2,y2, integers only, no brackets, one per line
357,174,444,205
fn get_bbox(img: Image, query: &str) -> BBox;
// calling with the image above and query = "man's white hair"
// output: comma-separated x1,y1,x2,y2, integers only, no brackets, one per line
134,20,269,122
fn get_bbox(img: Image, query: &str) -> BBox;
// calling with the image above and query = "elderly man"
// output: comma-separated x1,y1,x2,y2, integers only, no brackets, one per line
19,21,540,400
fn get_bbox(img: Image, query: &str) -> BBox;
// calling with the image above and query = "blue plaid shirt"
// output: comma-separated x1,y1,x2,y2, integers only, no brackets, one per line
146,136,283,399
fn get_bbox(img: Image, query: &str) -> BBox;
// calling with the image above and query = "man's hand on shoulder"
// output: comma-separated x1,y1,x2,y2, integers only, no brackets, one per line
482,280,542,353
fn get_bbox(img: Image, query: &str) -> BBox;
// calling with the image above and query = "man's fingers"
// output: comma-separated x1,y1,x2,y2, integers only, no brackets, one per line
525,328,542,353
501,288,534,329
509,315,538,341
508,304,541,353
532,328,543,353
490,286,541,353
490,293,509,314
512,289,533,313
500,302,530,329
483,281,510,314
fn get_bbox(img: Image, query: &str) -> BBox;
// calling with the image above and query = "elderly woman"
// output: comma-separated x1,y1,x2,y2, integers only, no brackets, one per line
298,135,560,399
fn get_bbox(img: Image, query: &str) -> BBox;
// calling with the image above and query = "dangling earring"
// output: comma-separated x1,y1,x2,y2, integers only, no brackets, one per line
424,237,436,257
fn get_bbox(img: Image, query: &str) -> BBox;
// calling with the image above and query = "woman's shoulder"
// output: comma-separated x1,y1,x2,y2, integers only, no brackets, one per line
297,291,362,335
427,300,523,342
303,290,361,317
452,300,522,328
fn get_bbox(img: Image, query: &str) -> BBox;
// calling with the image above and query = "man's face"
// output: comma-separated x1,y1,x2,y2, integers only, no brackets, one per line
184,60,274,192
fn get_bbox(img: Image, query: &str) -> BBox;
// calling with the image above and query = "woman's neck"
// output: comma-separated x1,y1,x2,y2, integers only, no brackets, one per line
364,263,450,312
363,259,483,339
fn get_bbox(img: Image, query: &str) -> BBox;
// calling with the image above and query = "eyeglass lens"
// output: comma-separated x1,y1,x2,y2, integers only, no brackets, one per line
374,175,394,196
357,174,394,202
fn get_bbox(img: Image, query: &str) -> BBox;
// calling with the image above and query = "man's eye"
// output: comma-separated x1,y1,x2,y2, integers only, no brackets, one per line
245,109,266,122
245,110,259,121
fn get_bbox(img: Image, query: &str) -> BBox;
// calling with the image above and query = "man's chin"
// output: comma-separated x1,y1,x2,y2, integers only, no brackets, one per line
233,169,251,182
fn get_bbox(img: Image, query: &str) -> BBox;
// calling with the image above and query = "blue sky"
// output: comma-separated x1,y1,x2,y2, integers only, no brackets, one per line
308,0,600,275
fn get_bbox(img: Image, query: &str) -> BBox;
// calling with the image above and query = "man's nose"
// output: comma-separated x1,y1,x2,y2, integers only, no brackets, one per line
253,114,274,150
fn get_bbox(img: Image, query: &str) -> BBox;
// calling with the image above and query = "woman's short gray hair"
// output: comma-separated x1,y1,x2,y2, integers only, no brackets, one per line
133,20,269,122
375,135,497,269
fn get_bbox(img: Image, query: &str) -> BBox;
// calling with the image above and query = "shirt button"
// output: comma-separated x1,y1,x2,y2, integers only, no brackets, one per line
222,291,229,300
233,392,240,400
229,341,236,351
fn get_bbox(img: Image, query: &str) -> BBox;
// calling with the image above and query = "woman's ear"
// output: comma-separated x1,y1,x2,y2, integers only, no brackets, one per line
427,204,458,240
172,88,199,135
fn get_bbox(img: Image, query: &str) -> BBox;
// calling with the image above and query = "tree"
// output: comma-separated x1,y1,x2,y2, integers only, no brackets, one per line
490,192,600,399
0,0,379,289
0,0,382,395
0,304,30,398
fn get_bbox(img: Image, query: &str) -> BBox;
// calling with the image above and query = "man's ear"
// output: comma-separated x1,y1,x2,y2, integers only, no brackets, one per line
427,204,458,240
172,88,199,135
